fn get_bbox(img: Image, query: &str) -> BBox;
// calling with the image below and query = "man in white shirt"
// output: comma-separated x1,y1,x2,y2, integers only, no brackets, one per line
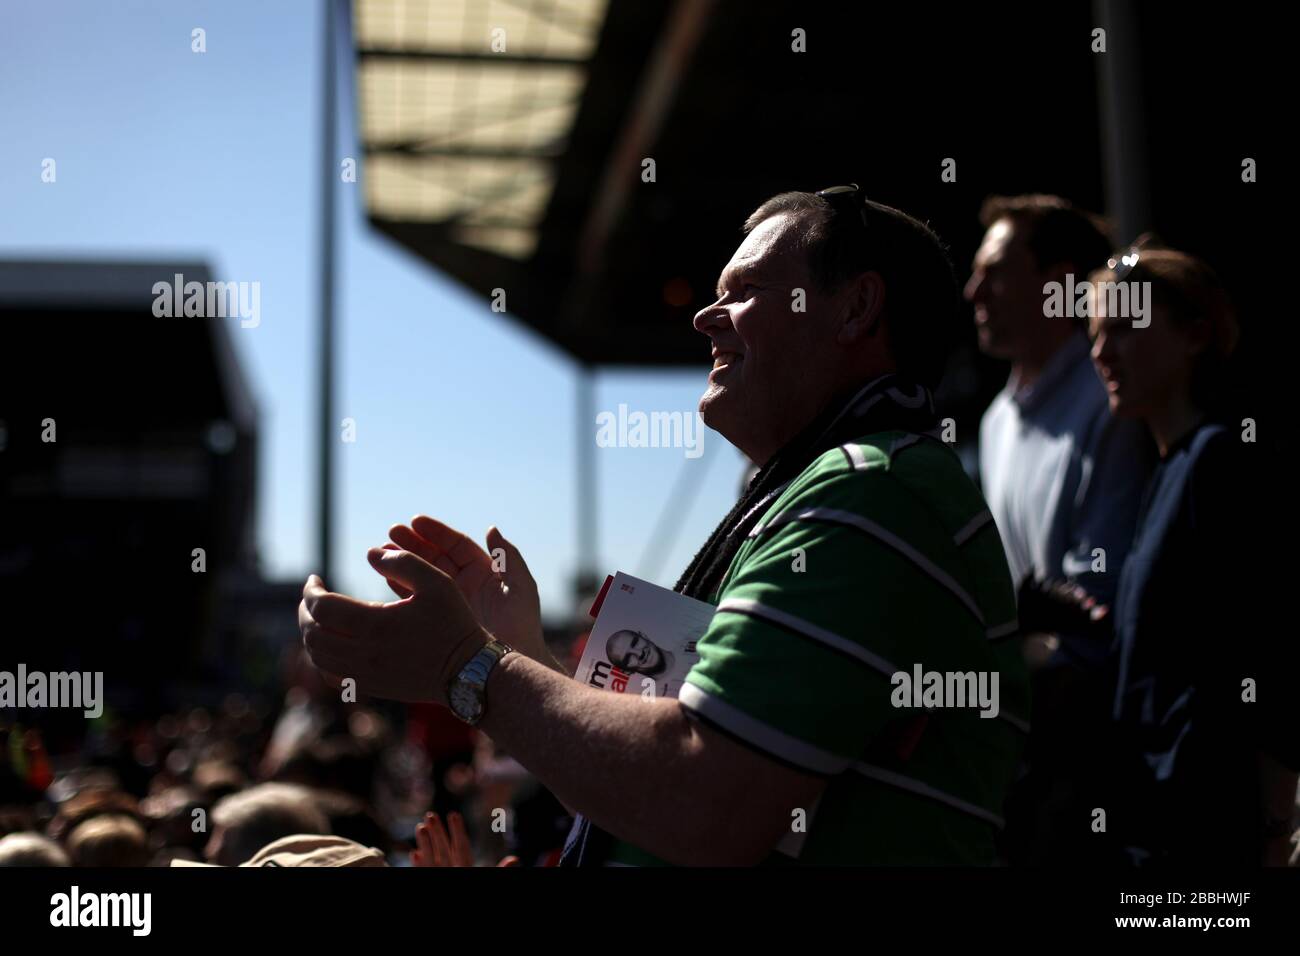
967,194,1153,668
965,195,1155,864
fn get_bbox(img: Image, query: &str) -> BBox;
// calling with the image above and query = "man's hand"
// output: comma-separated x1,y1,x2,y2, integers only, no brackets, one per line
410,811,520,868
1017,575,1109,642
298,547,488,705
382,516,562,673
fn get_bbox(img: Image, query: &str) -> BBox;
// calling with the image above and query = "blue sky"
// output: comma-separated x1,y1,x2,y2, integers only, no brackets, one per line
0,0,746,617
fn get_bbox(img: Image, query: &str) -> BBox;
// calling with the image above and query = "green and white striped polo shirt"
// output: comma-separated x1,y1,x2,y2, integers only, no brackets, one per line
673,429,1029,864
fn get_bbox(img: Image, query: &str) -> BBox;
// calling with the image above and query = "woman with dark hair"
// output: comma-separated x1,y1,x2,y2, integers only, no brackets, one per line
1085,248,1297,866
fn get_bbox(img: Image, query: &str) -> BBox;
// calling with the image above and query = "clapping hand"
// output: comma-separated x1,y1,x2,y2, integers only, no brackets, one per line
411,811,520,868
298,547,487,704
382,516,563,673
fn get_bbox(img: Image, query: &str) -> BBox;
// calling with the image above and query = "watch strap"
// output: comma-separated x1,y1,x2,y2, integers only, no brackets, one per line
449,639,512,724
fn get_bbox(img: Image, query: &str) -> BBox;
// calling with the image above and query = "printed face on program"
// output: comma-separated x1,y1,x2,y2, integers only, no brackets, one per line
606,629,666,676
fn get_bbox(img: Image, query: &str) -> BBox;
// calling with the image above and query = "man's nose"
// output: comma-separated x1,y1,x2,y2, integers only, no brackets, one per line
962,270,985,303
693,301,729,334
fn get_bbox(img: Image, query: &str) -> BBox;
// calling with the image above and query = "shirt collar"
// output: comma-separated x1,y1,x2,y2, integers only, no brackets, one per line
1010,331,1092,411
813,373,934,445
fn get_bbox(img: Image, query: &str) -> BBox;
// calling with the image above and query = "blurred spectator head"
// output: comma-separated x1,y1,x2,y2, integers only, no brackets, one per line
207,783,330,866
967,194,1112,359
46,767,122,806
1088,247,1238,416
0,805,39,838
192,759,247,803
48,787,142,842
310,789,392,855
66,814,150,867
273,736,377,798
139,784,208,854
0,831,71,867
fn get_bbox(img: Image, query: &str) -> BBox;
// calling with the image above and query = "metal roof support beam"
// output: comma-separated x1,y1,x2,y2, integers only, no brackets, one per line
564,0,717,332
363,143,562,159
356,47,587,67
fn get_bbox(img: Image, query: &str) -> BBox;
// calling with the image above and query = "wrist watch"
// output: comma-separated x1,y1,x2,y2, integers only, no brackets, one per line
447,639,512,725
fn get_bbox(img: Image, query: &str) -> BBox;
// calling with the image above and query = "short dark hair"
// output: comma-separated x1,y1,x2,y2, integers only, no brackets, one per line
978,194,1112,276
744,191,959,390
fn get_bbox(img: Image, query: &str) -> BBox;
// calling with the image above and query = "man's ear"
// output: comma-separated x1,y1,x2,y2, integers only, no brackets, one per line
837,271,886,344
1041,260,1074,288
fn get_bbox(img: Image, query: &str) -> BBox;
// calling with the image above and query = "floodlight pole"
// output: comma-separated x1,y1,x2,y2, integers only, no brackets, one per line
575,366,599,603
317,0,339,584
1095,0,1152,244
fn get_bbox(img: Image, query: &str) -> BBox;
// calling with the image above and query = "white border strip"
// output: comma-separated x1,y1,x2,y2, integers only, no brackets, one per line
715,597,898,677
679,683,850,775
953,509,993,546
839,442,870,471
853,762,1004,828
758,507,985,624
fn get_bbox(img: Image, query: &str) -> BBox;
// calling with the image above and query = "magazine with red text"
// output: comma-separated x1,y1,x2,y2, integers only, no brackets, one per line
574,572,715,700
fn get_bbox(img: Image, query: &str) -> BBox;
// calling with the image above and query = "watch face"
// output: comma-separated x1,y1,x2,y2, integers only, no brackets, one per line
450,683,482,722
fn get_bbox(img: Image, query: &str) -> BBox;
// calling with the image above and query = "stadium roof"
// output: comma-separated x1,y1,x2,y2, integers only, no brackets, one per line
350,1,1271,370
0,260,256,435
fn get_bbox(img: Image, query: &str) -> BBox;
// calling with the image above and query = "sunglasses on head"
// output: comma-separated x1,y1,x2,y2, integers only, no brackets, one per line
1106,233,1160,281
815,183,871,228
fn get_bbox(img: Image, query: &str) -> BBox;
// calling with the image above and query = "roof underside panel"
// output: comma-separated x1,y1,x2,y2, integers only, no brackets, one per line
352,1,1273,369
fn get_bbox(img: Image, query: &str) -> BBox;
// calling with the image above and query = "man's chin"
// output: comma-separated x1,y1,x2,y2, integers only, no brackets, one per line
975,329,1004,358
697,384,724,423
701,384,752,450
700,387,734,426
1107,392,1142,419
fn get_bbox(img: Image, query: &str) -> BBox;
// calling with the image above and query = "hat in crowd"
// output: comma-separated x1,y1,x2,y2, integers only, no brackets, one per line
172,834,387,868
